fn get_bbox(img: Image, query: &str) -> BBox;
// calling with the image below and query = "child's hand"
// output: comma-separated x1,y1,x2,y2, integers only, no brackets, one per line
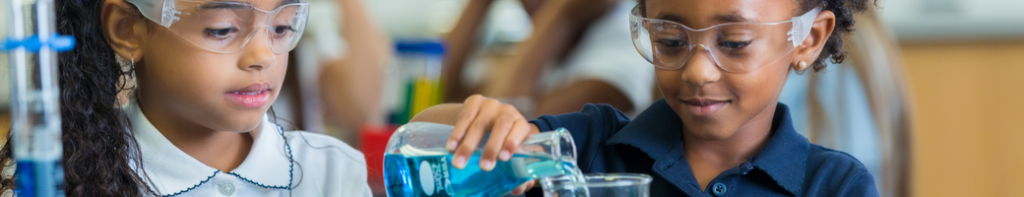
447,95,540,171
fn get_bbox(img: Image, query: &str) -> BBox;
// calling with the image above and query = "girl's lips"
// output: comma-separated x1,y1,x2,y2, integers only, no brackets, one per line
226,82,271,108
681,99,730,117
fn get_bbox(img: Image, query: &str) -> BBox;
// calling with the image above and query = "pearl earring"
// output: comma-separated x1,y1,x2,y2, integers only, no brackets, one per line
795,61,808,71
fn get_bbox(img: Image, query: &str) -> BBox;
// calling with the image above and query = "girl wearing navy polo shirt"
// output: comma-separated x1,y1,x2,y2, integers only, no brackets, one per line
0,0,370,196
413,0,880,196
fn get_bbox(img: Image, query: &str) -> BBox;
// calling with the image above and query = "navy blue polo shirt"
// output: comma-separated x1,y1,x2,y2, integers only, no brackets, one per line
528,99,879,196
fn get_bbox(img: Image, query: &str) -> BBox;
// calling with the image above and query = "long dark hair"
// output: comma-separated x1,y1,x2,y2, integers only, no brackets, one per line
0,0,152,196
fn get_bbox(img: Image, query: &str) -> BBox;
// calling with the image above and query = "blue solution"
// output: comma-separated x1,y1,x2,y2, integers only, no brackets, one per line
14,160,63,197
14,162,36,197
384,152,574,197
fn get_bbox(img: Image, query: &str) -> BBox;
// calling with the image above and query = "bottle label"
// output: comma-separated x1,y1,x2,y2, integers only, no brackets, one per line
418,161,434,195
417,156,452,196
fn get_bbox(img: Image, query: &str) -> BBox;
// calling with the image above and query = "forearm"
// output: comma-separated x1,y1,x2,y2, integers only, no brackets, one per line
320,59,383,126
319,0,391,126
535,80,634,115
443,0,497,102
410,103,542,136
410,104,465,125
483,9,581,97
337,0,391,61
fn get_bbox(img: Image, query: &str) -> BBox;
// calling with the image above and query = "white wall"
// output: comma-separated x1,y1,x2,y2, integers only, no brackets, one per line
880,0,1024,42
363,0,532,43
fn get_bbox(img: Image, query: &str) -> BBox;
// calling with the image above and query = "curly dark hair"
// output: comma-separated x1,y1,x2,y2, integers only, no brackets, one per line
637,0,879,72
1,0,154,196
798,0,877,72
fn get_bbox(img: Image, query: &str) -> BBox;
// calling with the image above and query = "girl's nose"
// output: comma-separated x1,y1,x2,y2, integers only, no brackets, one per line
680,44,722,87
238,27,277,71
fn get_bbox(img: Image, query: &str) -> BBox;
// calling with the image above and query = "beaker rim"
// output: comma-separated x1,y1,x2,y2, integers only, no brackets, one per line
542,173,653,188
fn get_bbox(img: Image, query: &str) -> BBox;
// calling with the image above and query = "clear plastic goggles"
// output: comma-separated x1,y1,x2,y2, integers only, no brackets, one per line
126,0,309,54
630,5,820,72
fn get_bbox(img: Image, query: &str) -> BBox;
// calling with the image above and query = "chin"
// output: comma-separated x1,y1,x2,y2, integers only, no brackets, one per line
682,123,731,140
678,114,739,141
218,113,267,132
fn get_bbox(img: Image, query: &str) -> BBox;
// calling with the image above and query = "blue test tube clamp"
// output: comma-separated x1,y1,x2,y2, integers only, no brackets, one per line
1,34,75,52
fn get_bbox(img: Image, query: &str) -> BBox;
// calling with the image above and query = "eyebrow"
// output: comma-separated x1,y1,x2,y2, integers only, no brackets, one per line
276,0,300,7
712,12,758,23
655,12,758,26
201,0,301,9
201,0,249,9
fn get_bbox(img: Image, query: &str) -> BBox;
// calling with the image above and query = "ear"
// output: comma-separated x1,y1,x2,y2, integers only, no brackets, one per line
102,0,146,63
792,10,836,72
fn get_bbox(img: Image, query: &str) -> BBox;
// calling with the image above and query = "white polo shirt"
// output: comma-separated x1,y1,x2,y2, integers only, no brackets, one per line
126,101,372,197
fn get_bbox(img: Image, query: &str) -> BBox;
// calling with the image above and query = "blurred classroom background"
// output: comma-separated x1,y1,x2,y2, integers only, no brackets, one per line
881,0,1024,196
2,0,1024,196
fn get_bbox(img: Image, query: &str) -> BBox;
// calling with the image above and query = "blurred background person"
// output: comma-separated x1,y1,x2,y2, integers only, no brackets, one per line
441,0,655,118
271,0,392,143
779,6,913,197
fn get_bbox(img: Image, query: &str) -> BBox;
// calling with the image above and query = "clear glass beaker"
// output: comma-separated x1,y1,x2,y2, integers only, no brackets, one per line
541,173,653,197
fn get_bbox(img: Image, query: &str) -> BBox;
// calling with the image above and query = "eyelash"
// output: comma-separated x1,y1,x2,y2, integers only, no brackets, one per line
718,41,751,49
205,27,238,39
272,26,296,35
656,39,687,47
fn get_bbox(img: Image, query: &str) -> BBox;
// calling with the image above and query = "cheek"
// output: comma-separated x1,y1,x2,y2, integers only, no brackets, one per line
655,69,681,99
274,54,289,78
724,62,790,110
270,54,289,87
143,39,242,99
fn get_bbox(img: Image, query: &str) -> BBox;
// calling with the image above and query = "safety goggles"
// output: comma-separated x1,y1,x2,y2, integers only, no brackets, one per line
126,0,309,54
630,5,821,72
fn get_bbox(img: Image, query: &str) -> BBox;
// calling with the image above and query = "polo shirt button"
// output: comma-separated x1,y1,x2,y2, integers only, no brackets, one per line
218,182,236,196
711,182,727,196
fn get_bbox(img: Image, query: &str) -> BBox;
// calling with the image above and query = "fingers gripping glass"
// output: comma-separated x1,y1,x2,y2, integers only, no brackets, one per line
126,0,309,54
630,6,821,72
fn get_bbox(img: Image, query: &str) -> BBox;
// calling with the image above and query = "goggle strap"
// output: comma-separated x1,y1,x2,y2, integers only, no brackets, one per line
789,7,822,47
125,0,178,27
160,0,180,27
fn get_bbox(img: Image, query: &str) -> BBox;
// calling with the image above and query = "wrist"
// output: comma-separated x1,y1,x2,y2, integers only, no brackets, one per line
546,0,619,28
528,123,542,135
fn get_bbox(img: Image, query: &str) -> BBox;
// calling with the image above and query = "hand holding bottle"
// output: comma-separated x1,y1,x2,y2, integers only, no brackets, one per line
446,94,542,195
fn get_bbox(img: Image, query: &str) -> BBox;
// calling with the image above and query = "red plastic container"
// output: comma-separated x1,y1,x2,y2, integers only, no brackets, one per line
358,124,398,196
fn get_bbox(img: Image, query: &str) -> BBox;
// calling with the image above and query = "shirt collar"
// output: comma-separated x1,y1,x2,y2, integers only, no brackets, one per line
127,100,294,196
605,99,682,160
606,99,809,195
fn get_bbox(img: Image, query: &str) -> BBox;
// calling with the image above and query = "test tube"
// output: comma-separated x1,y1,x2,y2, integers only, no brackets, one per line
6,0,65,196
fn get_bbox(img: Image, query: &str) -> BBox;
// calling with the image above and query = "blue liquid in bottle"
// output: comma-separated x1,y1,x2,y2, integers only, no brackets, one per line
14,160,63,197
384,151,576,197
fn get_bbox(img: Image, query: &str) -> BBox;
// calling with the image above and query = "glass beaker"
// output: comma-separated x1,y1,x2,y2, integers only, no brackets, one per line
541,173,653,197
384,122,580,197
